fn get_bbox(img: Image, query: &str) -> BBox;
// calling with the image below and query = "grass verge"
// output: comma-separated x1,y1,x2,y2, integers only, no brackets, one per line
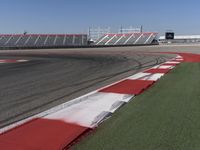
72,63,200,150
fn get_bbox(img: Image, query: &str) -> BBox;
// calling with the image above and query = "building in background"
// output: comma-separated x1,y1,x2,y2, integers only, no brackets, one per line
159,32,200,43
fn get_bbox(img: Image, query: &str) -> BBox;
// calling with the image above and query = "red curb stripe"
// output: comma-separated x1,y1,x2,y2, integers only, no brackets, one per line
0,118,89,150
179,53,200,62
158,52,200,62
144,69,171,74
0,59,28,63
100,79,154,95
0,60,17,63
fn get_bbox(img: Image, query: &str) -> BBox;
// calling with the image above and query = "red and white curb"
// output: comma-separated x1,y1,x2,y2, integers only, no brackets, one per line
0,55,183,150
0,59,29,64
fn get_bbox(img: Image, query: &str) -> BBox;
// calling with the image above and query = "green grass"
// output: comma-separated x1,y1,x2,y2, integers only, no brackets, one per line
72,63,200,150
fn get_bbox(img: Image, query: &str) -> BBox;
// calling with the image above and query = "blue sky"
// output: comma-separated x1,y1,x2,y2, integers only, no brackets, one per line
0,0,200,35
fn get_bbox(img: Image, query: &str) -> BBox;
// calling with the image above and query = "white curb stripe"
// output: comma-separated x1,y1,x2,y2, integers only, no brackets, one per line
127,72,151,79
175,55,183,59
139,73,164,81
127,72,164,81
165,61,180,64
174,58,184,61
152,65,174,69
17,59,29,63
45,92,133,128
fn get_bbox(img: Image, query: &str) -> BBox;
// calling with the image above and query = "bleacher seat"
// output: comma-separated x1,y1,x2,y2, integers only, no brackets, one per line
55,35,65,46
35,36,47,46
0,34,88,48
95,32,158,46
16,35,29,46
5,36,19,46
115,35,130,45
45,35,56,47
24,35,38,47
0,36,10,46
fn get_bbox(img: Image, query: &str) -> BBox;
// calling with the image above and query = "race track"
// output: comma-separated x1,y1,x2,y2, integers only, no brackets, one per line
0,48,174,128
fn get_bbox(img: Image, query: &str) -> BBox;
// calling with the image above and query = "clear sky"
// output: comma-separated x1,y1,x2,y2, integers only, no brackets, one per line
0,0,200,35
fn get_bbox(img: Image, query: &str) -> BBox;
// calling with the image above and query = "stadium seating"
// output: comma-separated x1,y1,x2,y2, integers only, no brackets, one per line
0,33,157,48
0,34,88,48
95,32,158,46
55,35,64,46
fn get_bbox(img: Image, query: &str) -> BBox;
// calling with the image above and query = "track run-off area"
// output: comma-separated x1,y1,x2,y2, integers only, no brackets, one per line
1,44,200,149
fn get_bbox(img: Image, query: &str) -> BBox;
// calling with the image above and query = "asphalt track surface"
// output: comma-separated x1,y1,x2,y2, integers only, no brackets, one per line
1,44,198,128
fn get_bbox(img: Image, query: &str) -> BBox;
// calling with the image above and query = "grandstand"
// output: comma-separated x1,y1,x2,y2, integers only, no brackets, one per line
0,34,88,48
94,32,158,46
0,32,158,49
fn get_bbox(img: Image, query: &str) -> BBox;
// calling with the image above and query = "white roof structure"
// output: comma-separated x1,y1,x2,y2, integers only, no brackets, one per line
159,35,200,40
